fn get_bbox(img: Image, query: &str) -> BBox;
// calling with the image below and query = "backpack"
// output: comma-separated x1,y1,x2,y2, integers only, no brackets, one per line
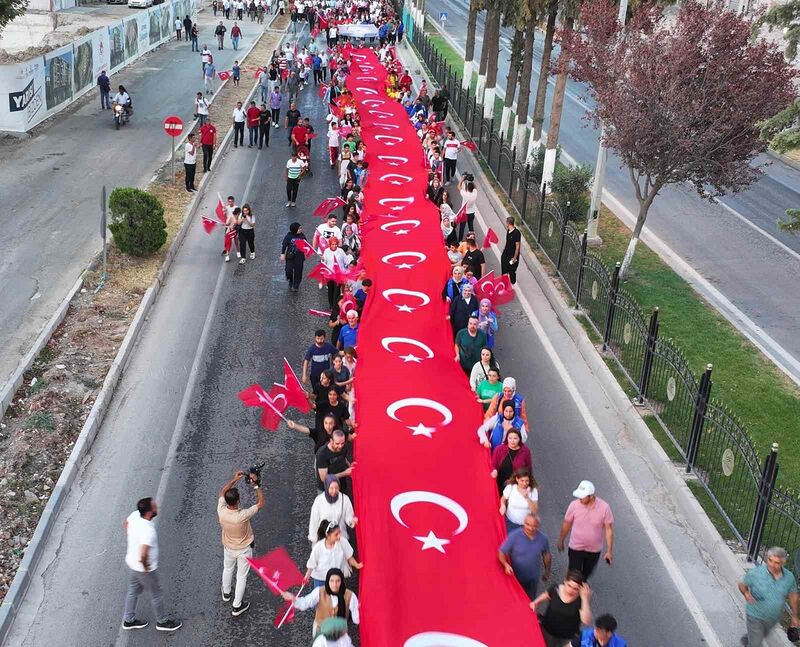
285,239,298,260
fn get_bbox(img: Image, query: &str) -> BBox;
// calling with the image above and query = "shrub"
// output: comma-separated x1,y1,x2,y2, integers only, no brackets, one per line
551,163,593,223
528,145,561,187
108,187,167,257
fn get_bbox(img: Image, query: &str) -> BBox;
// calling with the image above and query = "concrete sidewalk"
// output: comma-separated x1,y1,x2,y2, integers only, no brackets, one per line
396,35,792,647
0,6,276,395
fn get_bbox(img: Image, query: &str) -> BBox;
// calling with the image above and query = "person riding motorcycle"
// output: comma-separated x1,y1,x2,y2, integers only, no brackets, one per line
112,85,132,116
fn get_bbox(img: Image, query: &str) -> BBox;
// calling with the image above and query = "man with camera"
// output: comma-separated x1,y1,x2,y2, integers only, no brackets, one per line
217,469,265,617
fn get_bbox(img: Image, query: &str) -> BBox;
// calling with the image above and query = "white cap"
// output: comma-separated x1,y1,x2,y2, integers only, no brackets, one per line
572,480,595,498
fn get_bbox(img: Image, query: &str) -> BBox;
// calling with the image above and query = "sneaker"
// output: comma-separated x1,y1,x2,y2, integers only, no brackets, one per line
236,252,241,258
225,255,230,262
285,202,292,207
221,250,226,256
232,601,250,617
222,589,232,602
290,202,296,207
122,619,148,630
156,619,183,632
239,258,246,264
250,252,255,259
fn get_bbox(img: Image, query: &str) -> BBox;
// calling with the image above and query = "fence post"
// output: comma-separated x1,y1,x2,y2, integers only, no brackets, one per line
686,363,713,473
508,145,516,196
555,212,568,271
575,229,588,308
470,96,478,137
521,164,531,225
635,307,660,405
602,262,621,350
536,184,546,242
747,443,779,562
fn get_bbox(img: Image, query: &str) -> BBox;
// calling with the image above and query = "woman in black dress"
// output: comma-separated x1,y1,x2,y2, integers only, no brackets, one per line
280,222,307,291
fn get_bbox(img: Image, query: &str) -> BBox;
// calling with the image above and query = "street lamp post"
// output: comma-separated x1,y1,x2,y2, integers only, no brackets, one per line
586,0,629,245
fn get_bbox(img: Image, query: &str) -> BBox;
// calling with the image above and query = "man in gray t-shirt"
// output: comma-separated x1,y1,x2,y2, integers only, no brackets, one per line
498,514,552,600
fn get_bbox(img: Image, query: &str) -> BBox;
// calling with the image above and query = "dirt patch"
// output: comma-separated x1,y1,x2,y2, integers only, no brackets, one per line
0,16,289,601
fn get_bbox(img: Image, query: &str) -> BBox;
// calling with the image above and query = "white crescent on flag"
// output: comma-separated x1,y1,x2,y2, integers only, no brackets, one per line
386,397,453,437
381,337,435,362
390,490,469,553
381,251,427,269
380,219,421,235
382,288,431,312
404,633,488,647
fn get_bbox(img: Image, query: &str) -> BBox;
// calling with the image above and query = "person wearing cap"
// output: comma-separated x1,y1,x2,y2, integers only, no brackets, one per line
575,614,627,647
738,546,799,647
557,481,614,581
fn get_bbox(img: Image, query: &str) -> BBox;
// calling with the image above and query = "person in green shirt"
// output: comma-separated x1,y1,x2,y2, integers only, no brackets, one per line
476,367,503,411
454,316,487,375
738,546,799,646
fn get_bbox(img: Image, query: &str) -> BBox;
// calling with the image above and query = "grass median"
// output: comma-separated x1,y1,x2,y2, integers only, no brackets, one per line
416,21,800,491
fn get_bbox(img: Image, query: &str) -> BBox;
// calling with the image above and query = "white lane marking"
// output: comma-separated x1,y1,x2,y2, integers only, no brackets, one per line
114,149,263,647
473,211,724,646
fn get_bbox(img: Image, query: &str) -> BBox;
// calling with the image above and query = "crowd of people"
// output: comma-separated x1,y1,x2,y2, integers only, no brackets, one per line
117,0,800,645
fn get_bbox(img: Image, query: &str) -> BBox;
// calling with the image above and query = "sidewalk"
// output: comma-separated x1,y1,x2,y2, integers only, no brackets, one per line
396,35,791,646
0,6,275,394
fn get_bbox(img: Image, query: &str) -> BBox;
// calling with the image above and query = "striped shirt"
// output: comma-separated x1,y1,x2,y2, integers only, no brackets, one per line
286,158,305,179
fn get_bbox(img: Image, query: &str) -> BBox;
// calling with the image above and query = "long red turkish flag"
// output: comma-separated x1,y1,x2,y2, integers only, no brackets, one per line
346,49,544,646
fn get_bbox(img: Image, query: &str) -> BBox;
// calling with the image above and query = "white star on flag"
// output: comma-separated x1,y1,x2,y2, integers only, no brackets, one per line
396,304,415,312
408,422,436,438
393,229,410,235
399,353,423,363
414,531,451,553
396,263,414,269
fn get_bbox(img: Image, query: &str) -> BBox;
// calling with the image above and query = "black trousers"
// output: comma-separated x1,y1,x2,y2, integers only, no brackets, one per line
259,124,270,147
327,280,340,309
501,256,518,284
444,158,457,182
248,125,258,145
285,256,304,289
313,69,322,84
457,213,475,240
568,548,601,580
238,228,255,254
271,108,280,124
184,163,196,190
286,177,300,202
202,144,213,172
233,121,244,146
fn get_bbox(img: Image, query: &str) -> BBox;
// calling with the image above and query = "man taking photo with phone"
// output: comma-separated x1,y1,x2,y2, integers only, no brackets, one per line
217,470,265,617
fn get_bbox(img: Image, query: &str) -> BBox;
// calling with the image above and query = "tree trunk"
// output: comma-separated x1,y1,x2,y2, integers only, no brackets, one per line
513,25,535,153
500,27,524,137
620,179,660,278
528,0,557,162
483,6,502,119
540,15,574,191
476,8,493,103
463,0,479,90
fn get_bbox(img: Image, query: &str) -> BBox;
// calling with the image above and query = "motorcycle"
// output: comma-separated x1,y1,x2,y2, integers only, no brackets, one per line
112,102,132,129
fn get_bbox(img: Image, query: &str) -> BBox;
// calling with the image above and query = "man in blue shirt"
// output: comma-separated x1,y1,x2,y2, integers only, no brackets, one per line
738,546,799,646
497,515,551,600
337,310,359,351
302,330,338,389
574,614,626,647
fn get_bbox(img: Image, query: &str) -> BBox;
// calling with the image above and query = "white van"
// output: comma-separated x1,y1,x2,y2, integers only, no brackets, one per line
127,0,153,7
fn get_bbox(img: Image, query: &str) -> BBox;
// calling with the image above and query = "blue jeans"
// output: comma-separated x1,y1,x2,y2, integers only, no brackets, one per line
191,36,198,51
232,36,240,50
100,88,110,109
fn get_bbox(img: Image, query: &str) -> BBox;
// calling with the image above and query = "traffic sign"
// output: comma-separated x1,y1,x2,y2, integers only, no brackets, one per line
163,115,184,137
439,11,447,22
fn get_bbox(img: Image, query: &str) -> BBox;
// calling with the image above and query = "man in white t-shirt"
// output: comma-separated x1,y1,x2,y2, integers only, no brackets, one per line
313,214,342,251
443,129,460,182
326,122,340,168
232,101,246,148
121,497,182,632
184,133,197,193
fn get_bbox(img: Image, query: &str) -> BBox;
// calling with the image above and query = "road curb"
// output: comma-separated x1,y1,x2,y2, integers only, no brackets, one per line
0,21,291,646
398,37,792,647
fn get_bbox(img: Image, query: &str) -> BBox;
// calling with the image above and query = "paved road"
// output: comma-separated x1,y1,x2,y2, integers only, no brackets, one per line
5,47,747,646
424,0,800,382
0,7,275,392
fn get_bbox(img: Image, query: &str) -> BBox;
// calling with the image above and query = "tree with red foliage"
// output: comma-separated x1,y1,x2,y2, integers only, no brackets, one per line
565,0,797,276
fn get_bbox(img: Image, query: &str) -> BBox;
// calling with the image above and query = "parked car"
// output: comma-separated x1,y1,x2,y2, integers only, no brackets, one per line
127,0,153,7
106,0,127,5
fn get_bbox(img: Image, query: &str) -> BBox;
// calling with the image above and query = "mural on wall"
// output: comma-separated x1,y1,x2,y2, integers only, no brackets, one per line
149,8,161,46
137,11,150,52
109,23,125,69
73,40,94,93
160,2,172,40
45,49,73,110
124,19,139,58
91,28,110,76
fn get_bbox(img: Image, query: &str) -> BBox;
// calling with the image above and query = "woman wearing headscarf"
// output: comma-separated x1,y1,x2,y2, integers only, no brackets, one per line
448,282,477,336
469,347,500,392
305,521,363,588
280,222,308,291
281,567,360,637
473,298,499,349
440,207,458,248
477,401,528,450
308,475,357,543
490,429,533,494
442,265,469,302
427,174,444,205
484,376,529,428
341,224,360,257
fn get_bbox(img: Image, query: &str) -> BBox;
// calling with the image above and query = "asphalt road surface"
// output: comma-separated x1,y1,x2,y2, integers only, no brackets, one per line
0,7,276,392
424,0,800,382
5,48,747,645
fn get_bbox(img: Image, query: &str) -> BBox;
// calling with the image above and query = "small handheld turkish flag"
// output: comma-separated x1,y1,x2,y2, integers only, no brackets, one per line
482,227,499,249
474,271,516,308
274,599,296,628
313,197,347,218
201,217,218,234
215,193,227,223
248,547,304,596
223,229,237,253
454,203,467,224
217,70,231,81
282,358,311,413
238,384,288,431
461,140,477,152
317,84,327,99
294,238,316,259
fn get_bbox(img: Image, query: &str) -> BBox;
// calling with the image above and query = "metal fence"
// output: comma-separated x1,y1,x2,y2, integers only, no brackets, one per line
410,25,800,568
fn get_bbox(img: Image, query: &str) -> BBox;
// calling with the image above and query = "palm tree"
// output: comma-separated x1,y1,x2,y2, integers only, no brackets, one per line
463,0,481,90
500,27,525,136
513,25,536,152
475,6,497,103
482,5,503,118
526,0,557,163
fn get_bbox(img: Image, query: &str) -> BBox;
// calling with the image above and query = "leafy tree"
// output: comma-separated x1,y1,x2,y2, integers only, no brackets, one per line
0,0,28,33
779,209,800,234
758,0,800,60
528,0,558,161
108,187,167,257
551,163,593,221
760,100,800,154
566,0,796,277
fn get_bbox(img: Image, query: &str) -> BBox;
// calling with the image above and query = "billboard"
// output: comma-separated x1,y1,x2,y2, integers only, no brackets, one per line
44,45,73,110
109,22,125,70
73,37,94,94
124,18,139,59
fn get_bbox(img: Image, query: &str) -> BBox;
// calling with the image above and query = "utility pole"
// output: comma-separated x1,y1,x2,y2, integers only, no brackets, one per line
586,0,628,245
